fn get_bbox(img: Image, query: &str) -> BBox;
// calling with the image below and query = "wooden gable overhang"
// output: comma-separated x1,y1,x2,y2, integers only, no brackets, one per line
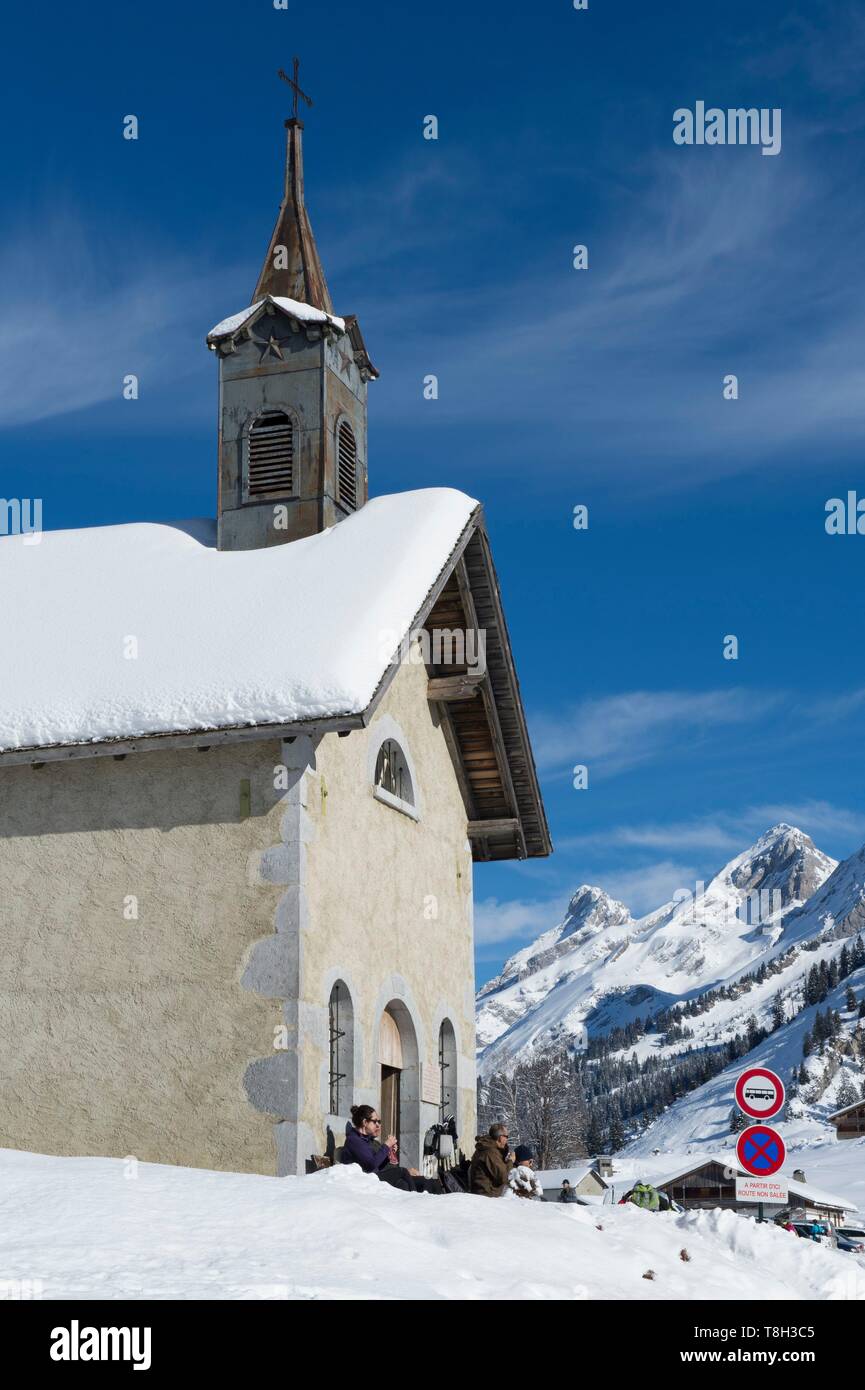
420,522,551,863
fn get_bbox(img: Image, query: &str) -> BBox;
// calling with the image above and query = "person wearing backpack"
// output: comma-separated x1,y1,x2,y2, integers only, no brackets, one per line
626,1181,661,1212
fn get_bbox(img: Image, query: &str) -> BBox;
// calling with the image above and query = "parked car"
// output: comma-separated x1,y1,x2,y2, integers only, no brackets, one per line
836,1232,865,1254
837,1225,865,1243
789,1221,836,1247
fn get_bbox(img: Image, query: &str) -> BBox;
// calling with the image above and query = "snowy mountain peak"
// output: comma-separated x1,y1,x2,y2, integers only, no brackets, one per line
477,824,842,1074
722,825,835,909
560,885,633,939
474,886,635,1049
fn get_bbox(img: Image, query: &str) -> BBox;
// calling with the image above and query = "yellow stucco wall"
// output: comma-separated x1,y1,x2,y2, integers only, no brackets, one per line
0,741,287,1173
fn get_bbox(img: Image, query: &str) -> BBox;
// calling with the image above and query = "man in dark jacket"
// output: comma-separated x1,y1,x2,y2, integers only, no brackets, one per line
469,1123,514,1196
558,1180,578,1204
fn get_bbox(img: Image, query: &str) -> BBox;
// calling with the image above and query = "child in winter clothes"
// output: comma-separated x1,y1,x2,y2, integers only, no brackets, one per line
507,1145,545,1200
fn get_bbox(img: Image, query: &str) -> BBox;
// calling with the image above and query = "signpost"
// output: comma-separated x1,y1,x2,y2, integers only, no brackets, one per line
731,1066,788,1223
734,1066,785,1121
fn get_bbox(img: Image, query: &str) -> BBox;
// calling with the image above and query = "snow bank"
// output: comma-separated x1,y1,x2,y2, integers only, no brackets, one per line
0,488,476,753
0,1148,860,1301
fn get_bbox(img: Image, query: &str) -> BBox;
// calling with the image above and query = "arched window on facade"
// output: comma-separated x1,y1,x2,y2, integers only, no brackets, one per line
247,410,294,498
328,981,354,1116
336,421,358,511
438,1019,457,1121
374,738,414,808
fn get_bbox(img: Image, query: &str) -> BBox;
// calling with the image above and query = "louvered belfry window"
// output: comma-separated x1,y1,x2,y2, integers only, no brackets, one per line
247,411,294,498
337,421,358,511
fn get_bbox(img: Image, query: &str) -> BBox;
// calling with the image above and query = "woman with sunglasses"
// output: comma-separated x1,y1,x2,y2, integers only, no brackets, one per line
342,1104,445,1193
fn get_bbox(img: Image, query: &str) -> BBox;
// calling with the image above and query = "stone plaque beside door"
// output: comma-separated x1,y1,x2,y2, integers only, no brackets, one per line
421,1063,440,1107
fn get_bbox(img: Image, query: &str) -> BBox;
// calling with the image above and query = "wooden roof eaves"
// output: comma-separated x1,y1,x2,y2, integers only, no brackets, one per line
465,526,552,858
453,558,527,859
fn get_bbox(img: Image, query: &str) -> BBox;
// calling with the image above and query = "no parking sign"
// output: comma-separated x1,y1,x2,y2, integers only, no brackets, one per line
736,1124,786,1178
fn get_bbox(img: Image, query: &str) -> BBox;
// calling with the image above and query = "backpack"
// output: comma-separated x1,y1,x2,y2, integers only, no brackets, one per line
442,1156,471,1193
424,1114,458,1157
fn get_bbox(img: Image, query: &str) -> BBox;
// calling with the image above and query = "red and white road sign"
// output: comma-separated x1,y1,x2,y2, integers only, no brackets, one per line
734,1066,785,1120
736,1124,786,1178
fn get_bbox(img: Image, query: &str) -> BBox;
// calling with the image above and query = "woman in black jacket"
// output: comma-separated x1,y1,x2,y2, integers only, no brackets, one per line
342,1105,444,1193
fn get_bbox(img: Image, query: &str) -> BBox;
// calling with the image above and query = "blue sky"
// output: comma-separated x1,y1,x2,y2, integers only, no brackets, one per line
3,1,864,986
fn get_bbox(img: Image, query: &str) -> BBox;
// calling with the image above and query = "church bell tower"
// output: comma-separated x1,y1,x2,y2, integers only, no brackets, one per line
207,62,377,552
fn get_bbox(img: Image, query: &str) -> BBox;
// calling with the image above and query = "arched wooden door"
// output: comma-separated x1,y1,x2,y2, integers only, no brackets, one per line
380,1009,403,1145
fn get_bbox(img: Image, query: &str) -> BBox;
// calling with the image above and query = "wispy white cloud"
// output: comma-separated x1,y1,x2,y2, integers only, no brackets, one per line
531,687,782,777
560,800,865,858
335,136,865,489
805,688,865,721
601,859,701,918
7,131,864,487
473,894,568,949
740,800,865,843
0,214,237,429
561,819,745,855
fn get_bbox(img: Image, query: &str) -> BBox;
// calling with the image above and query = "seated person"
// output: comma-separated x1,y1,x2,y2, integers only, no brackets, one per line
507,1145,544,1200
342,1105,444,1194
469,1123,514,1196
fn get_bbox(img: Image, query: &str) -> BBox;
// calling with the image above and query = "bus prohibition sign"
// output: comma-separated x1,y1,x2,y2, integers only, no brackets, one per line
736,1125,786,1178
734,1066,785,1120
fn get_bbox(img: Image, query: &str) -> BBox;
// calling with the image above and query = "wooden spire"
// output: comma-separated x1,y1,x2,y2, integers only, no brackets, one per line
253,64,334,312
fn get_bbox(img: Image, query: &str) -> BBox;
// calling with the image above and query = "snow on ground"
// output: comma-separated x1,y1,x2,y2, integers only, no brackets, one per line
0,1147,861,1301
0,488,476,752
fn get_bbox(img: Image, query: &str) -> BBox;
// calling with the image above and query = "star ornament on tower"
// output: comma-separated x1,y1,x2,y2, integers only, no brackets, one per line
255,331,288,363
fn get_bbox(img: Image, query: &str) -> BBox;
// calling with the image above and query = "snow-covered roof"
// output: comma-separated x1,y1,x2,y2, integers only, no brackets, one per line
0,488,477,757
207,295,345,343
536,1166,608,1189
827,1097,865,1121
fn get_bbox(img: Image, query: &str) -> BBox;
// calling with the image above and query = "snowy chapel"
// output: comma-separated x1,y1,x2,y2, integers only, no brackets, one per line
0,99,550,1177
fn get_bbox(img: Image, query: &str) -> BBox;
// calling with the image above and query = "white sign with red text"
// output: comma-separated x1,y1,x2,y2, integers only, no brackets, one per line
735,1176,788,1205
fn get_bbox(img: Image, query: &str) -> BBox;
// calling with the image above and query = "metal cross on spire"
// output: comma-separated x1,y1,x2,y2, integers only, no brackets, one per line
277,57,313,120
